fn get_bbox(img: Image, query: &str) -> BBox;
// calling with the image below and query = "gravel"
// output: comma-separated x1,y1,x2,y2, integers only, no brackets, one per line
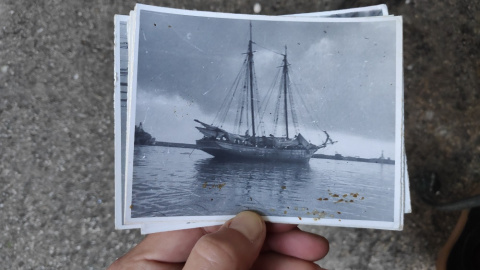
1,0,478,269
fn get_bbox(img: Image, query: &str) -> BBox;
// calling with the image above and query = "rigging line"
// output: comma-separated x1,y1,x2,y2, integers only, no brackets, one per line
252,65,264,135
239,88,248,133
297,69,326,126
220,73,243,128
236,80,249,134
258,74,280,133
234,102,241,133
212,59,246,125
289,69,324,132
287,74,300,134
245,60,250,134
188,148,195,157
252,41,284,56
234,65,248,133
285,74,300,134
273,76,283,135
214,58,248,126
234,71,247,133
259,67,281,120
292,80,318,130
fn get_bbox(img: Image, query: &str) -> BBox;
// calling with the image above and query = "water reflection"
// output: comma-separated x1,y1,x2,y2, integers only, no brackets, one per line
131,146,395,222
191,157,313,216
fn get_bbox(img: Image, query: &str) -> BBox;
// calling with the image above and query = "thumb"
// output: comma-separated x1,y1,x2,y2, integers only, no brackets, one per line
184,211,266,270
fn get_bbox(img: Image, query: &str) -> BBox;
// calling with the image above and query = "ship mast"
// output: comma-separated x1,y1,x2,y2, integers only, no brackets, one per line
282,46,289,139
248,22,256,142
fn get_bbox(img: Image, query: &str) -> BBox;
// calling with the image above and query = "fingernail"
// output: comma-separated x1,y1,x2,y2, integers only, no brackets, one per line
227,211,264,242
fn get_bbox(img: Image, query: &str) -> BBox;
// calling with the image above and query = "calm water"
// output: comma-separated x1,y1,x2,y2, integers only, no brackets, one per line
132,146,395,222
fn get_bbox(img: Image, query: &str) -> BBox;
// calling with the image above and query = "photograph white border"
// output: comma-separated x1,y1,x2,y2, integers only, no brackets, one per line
114,15,409,232
292,4,388,17
124,4,404,230
115,5,408,233
114,14,140,230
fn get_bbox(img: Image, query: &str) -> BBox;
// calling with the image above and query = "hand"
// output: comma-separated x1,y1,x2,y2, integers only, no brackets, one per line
109,211,329,270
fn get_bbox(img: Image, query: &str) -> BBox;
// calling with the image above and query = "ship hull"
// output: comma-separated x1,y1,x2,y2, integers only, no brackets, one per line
196,139,318,162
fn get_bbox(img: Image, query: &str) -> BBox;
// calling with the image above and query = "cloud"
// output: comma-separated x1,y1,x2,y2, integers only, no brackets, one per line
135,91,211,144
134,11,399,144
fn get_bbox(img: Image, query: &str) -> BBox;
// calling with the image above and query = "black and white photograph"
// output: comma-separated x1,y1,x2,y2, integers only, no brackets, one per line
114,6,410,233
124,5,403,230
114,15,137,230
116,14,218,231
115,6,409,233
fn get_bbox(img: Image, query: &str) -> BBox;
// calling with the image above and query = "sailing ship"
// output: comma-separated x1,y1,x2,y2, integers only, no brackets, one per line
195,23,334,162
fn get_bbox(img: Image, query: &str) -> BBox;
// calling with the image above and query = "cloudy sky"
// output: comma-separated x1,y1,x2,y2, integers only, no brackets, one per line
132,8,401,159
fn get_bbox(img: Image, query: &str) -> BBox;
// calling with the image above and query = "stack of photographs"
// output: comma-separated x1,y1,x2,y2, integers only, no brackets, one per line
114,3,410,234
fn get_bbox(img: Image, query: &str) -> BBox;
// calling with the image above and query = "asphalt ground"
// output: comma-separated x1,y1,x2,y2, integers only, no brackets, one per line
1,0,479,269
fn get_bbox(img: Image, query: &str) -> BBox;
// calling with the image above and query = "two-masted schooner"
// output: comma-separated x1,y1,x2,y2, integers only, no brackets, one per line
195,23,333,162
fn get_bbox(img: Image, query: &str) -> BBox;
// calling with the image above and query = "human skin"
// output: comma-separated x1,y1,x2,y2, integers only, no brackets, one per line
108,211,329,270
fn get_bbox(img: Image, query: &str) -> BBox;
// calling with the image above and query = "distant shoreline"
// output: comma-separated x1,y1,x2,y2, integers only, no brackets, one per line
312,153,395,165
148,141,395,165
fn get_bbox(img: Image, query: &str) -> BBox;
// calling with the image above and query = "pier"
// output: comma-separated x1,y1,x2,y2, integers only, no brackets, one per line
312,153,395,165
153,141,198,149
151,141,394,165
